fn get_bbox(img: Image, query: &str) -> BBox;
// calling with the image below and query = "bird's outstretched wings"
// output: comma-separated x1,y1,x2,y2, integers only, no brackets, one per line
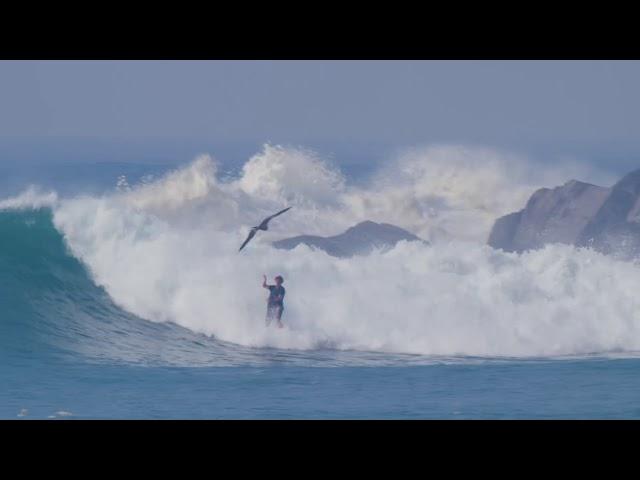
259,206,292,229
238,206,292,252
238,228,258,252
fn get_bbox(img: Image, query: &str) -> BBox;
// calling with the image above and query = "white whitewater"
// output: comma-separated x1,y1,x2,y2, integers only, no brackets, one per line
8,143,634,358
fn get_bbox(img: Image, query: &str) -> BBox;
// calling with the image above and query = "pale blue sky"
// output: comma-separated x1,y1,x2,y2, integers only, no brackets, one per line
2,60,640,169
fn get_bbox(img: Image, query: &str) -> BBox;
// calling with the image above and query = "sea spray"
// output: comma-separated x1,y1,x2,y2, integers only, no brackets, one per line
34,144,639,357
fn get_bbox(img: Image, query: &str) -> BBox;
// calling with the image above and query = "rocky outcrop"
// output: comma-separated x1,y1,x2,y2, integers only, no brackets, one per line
488,167,640,259
273,220,426,258
576,169,640,257
488,180,610,253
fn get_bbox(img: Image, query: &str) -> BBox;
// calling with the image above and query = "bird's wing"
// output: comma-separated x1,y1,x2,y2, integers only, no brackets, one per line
263,206,292,226
238,228,258,252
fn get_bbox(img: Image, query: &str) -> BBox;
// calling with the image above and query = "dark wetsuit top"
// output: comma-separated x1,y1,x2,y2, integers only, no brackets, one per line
267,285,285,307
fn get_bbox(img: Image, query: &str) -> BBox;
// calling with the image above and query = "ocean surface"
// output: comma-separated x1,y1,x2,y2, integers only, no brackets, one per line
3,144,640,419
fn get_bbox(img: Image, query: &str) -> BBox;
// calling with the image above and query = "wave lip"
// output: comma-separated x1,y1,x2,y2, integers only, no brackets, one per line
0,186,58,211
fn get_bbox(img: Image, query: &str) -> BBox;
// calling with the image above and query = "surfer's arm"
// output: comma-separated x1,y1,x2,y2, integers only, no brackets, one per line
262,275,269,289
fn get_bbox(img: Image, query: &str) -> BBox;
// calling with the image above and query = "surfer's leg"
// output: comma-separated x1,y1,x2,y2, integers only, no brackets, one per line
276,306,284,328
265,306,274,326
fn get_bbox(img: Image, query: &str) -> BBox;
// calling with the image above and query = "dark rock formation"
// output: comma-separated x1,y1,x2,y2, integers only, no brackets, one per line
488,180,610,253
273,220,426,258
576,169,640,257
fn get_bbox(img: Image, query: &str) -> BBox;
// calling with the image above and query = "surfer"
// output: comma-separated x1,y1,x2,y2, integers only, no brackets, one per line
262,274,285,328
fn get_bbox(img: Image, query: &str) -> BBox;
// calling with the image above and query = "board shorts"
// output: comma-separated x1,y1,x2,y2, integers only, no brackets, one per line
266,304,284,325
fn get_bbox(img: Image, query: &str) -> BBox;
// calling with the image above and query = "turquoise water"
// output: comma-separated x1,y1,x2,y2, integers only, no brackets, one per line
5,359,640,419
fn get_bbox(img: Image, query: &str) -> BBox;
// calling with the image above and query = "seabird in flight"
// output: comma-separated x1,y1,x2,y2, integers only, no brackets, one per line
238,207,292,252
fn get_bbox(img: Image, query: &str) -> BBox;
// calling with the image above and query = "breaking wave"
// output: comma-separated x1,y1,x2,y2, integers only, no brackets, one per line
2,143,637,362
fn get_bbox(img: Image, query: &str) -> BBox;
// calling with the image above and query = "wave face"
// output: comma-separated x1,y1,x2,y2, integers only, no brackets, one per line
3,144,640,363
0,207,276,366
